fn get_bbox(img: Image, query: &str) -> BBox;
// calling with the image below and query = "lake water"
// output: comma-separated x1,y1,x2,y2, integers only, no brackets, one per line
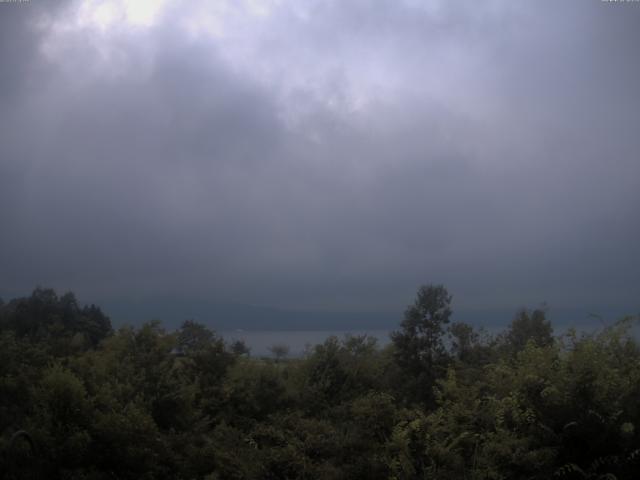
220,330,392,357
220,320,635,358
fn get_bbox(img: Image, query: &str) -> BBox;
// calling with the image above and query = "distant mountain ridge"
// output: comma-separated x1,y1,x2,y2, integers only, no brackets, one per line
102,299,395,331
100,298,634,332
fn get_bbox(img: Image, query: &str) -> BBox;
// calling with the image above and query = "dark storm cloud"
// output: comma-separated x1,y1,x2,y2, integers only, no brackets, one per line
1,0,638,320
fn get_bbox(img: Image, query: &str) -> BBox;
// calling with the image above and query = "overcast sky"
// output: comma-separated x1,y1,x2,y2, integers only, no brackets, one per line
1,0,639,321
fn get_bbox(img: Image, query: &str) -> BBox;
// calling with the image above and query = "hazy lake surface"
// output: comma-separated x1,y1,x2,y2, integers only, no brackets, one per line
221,320,633,357
221,330,392,357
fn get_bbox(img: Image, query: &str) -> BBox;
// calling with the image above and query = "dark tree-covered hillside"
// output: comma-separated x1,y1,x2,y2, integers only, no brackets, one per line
1,286,639,479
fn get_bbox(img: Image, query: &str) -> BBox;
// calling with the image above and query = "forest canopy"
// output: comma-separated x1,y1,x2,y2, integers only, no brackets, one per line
1,286,639,479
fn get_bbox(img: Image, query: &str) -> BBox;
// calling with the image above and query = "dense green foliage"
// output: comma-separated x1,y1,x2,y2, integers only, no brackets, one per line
1,286,639,479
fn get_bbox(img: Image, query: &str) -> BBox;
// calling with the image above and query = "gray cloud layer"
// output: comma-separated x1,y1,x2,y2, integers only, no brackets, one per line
1,0,639,319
